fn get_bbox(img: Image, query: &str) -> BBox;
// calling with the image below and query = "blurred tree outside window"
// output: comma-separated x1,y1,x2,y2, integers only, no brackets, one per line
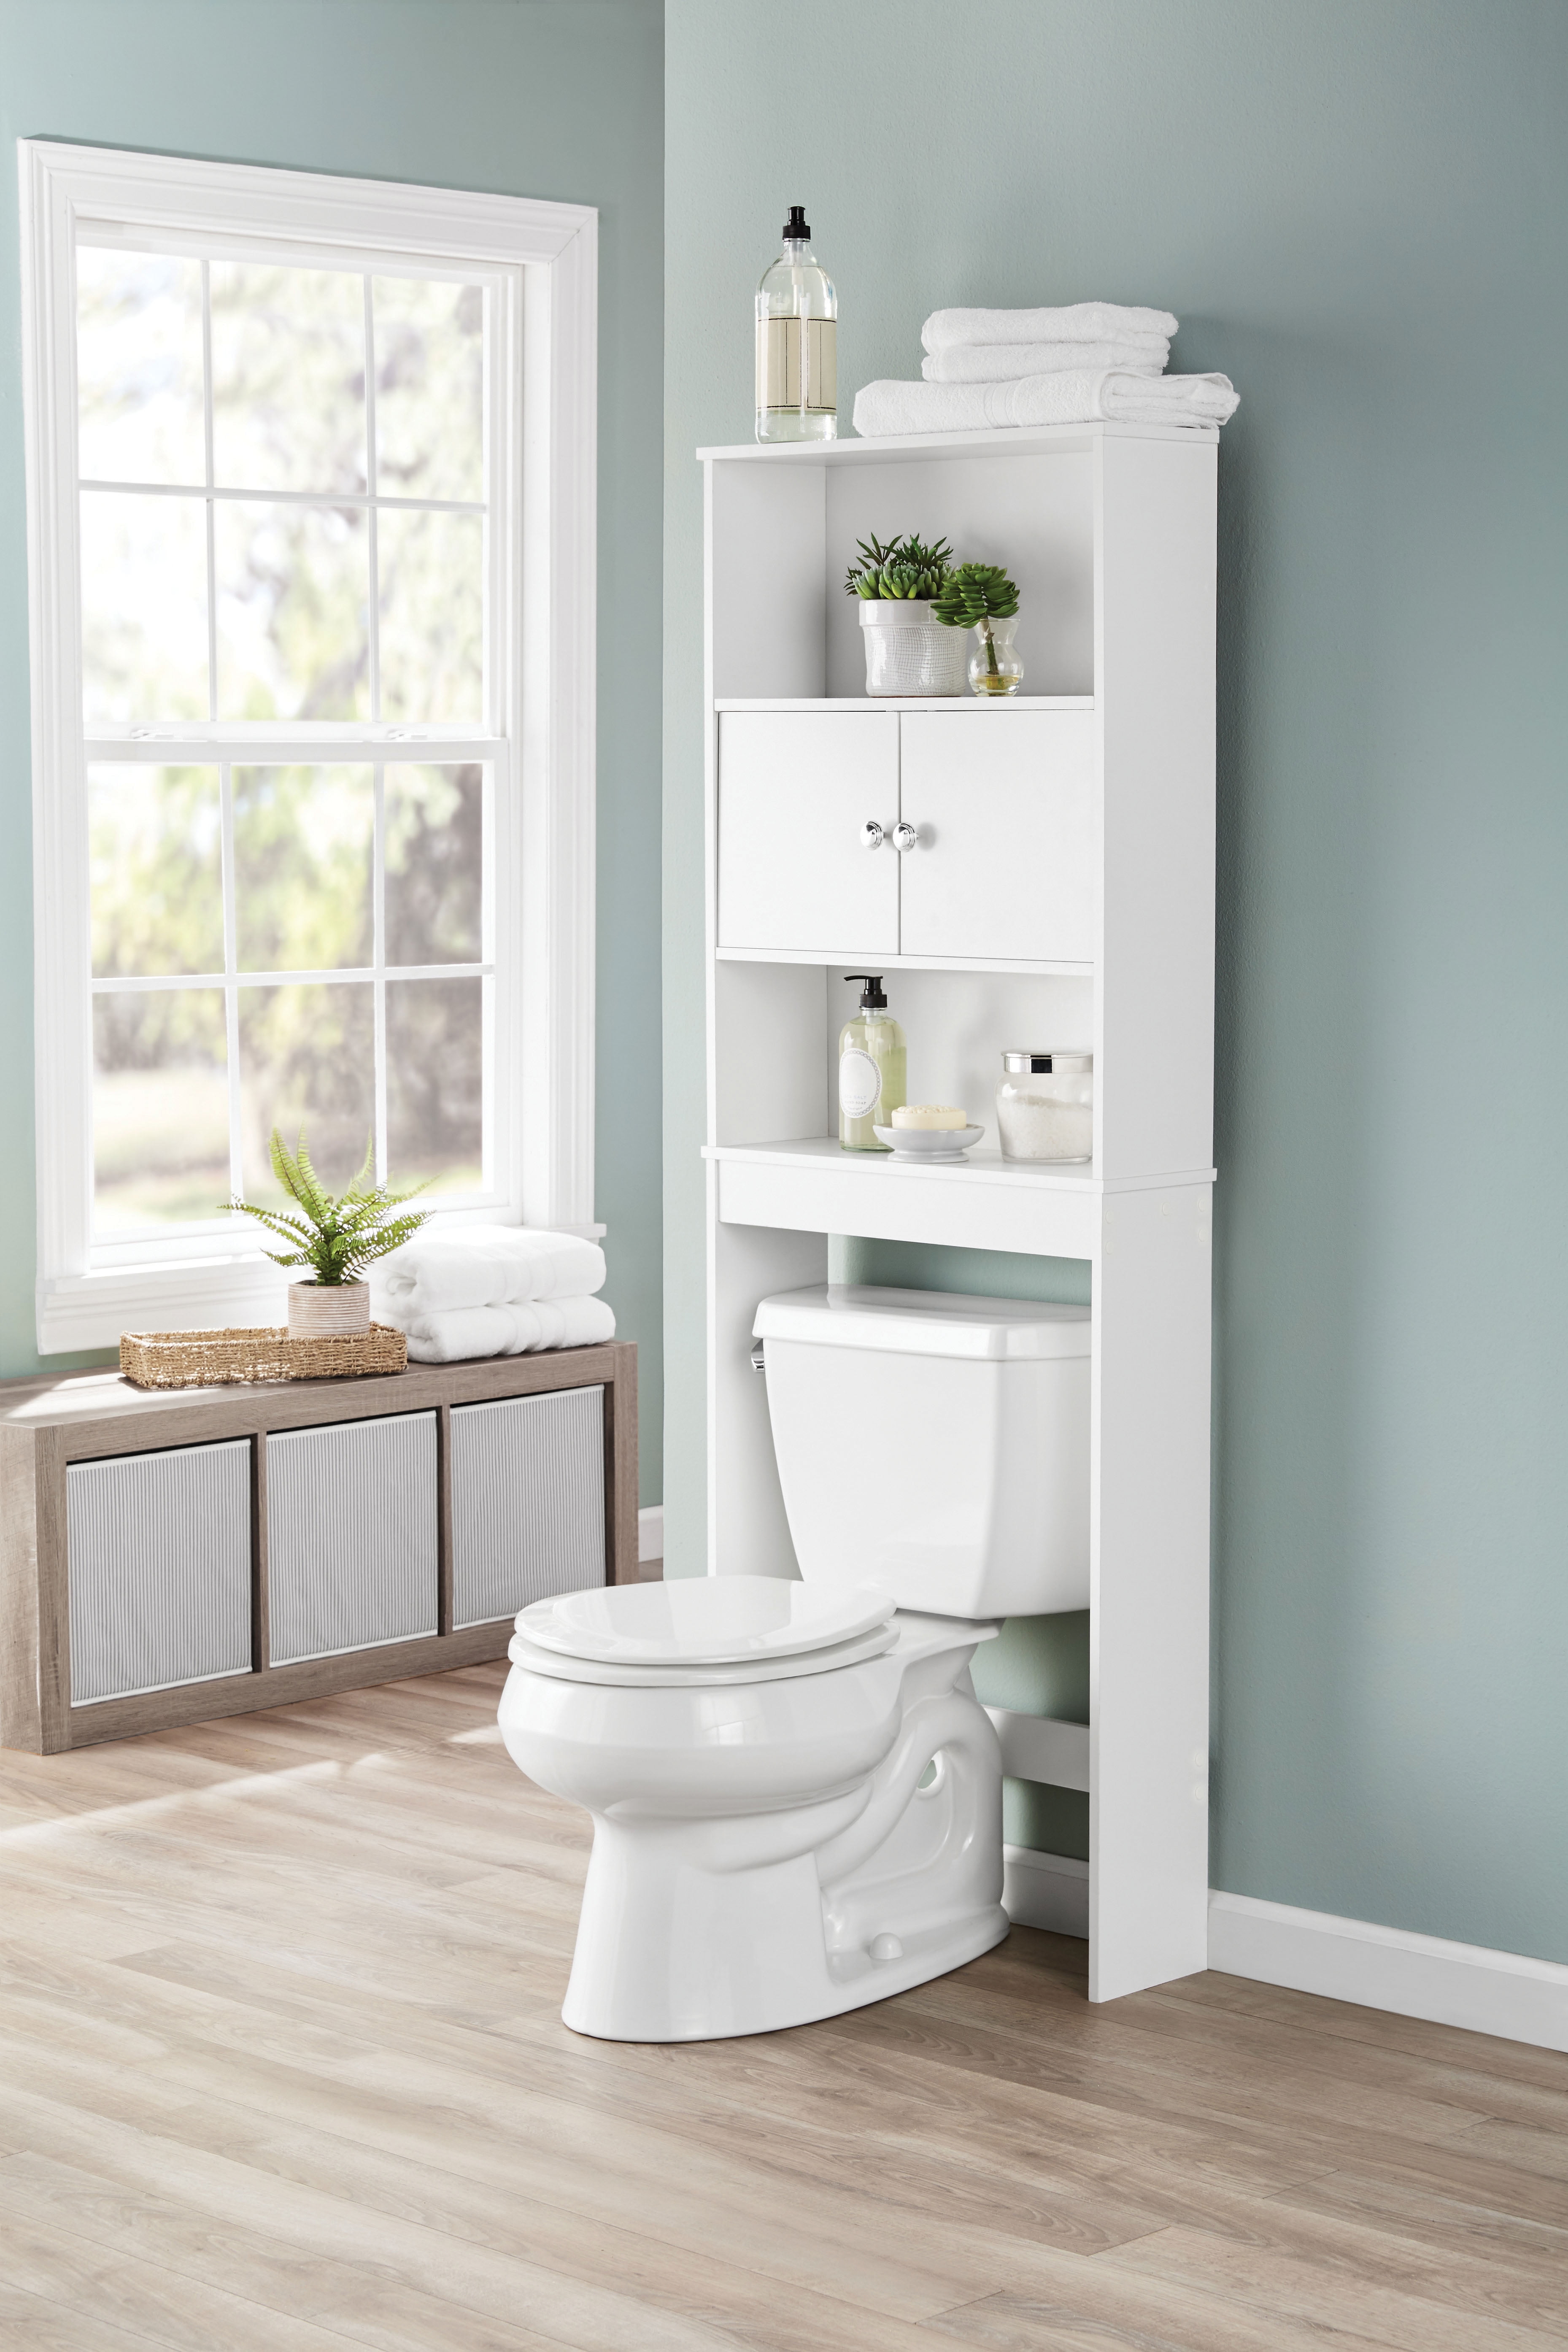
77,244,493,1236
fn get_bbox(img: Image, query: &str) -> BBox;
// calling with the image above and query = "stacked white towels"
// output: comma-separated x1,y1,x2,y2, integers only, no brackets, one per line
853,301,1238,438
370,1226,614,1365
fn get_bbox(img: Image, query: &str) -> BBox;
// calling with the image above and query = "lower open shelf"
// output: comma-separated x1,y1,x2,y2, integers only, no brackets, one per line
711,1135,1101,1186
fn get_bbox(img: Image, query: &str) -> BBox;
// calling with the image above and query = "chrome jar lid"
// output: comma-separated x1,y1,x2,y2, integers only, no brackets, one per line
1000,1049,1094,1074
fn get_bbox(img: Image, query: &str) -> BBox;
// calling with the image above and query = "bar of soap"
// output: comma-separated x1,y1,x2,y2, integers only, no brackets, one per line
891,1104,968,1130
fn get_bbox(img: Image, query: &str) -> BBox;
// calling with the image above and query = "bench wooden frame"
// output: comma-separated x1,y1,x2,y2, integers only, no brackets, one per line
0,1341,637,1755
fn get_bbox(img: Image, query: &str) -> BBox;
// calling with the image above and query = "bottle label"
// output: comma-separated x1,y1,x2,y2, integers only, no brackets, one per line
758,317,837,413
839,1047,881,1121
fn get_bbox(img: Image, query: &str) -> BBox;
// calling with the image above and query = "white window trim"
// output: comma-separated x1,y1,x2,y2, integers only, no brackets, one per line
19,140,598,1354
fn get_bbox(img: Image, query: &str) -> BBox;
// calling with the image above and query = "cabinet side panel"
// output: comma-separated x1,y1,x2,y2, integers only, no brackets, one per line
1097,437,1217,1179
1090,1183,1213,1999
0,1428,43,1750
710,463,827,699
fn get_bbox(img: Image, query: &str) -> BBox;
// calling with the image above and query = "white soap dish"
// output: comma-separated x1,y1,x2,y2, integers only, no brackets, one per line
872,1123,985,1163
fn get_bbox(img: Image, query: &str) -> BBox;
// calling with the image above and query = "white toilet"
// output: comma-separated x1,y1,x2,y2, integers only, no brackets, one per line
497,1284,1091,2041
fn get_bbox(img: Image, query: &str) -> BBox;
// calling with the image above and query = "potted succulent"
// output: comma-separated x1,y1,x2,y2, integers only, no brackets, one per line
845,532,969,696
230,1128,430,1340
934,562,1024,696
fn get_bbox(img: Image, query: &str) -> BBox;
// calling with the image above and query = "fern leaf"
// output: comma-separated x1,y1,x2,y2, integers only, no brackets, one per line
289,1133,333,1224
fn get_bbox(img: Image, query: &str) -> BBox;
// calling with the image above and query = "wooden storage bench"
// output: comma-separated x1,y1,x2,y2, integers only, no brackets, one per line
0,1341,637,1754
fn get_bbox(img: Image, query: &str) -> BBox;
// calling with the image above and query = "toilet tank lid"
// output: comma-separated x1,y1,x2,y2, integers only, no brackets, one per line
753,1285,1090,1361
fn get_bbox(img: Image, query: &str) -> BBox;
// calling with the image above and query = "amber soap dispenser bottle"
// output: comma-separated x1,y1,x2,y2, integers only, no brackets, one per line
838,975,907,1151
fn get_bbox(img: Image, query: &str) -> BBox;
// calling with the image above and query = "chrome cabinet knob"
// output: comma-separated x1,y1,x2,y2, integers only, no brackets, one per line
861,820,885,850
892,820,918,853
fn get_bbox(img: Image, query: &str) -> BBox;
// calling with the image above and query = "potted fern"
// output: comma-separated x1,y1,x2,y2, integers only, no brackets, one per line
230,1129,430,1340
845,532,969,697
933,562,1023,696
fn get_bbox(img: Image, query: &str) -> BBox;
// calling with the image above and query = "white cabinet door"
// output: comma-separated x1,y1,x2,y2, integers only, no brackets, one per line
897,711,1098,962
718,710,898,954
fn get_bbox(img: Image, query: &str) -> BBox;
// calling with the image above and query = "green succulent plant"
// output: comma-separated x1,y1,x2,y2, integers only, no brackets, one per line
932,561,1021,684
228,1127,431,1285
844,530,955,602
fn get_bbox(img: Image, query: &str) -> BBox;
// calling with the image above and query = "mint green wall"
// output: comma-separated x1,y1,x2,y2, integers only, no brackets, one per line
0,0,664,1499
665,0,1568,1959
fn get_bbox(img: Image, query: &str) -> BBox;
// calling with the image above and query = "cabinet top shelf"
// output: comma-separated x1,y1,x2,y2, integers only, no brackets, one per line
697,421,1220,465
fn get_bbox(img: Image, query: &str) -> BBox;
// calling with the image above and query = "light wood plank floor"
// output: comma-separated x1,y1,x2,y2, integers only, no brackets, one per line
2,1663,1565,2351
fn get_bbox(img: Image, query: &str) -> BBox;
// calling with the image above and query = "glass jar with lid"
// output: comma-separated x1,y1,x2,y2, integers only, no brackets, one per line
996,1050,1094,1163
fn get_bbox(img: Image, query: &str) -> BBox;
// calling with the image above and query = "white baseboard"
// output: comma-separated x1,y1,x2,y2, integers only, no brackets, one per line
1003,1845,1088,1938
1209,1890,1568,2053
637,1505,664,1564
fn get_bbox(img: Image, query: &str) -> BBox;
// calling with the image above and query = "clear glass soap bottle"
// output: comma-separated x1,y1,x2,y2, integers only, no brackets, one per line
755,205,837,443
839,975,906,1151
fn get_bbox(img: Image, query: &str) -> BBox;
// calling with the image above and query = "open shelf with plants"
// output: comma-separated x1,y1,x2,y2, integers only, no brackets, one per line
700,421,1219,2006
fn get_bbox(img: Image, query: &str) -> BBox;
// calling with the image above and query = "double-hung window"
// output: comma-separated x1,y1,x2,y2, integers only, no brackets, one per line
20,145,596,1351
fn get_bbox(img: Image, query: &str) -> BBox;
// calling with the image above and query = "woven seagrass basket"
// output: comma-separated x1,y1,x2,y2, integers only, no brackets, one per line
120,1323,408,1391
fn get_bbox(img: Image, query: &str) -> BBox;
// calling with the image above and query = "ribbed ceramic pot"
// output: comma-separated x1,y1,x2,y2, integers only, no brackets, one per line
858,599,969,696
287,1280,370,1339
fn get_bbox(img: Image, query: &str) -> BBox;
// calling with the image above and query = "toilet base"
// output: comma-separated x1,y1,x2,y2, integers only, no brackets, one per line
558,1663,1009,2043
564,1882,1009,2043
562,1807,1010,2042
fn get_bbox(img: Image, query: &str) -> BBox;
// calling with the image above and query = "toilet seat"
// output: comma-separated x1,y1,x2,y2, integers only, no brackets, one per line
508,1619,898,1688
517,1575,896,1668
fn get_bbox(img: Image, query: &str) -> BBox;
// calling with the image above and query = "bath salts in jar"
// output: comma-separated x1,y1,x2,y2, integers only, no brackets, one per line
996,1050,1094,1163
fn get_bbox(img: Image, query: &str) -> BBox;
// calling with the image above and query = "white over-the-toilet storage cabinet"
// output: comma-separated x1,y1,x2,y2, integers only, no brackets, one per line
699,421,1217,2004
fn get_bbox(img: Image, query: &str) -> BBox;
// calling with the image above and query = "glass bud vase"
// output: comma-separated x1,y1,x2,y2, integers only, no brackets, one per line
969,614,1024,697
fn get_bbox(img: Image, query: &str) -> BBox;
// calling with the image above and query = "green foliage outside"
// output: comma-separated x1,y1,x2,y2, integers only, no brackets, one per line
78,251,489,1236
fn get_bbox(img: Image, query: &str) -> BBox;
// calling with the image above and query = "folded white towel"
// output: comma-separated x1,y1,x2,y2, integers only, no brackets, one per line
923,302,1178,354
402,1292,617,1365
371,1224,607,1319
923,338,1168,383
853,370,1239,439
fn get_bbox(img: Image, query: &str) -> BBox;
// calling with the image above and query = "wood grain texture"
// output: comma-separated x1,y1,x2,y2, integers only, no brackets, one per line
35,1431,70,1753
1,1663,1564,2352
606,1339,640,1584
0,1429,43,1753
0,1343,629,1448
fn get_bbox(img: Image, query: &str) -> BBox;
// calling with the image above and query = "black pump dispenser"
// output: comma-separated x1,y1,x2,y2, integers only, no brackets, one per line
782,203,811,242
845,973,887,1009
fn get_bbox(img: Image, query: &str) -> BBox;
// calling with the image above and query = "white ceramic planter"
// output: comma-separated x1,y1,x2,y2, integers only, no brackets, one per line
858,599,969,697
287,1280,370,1340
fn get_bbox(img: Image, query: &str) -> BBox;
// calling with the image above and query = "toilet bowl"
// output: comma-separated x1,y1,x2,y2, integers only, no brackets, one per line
497,1284,1091,2043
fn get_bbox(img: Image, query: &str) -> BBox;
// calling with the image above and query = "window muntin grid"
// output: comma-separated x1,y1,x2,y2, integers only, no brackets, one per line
76,239,503,1242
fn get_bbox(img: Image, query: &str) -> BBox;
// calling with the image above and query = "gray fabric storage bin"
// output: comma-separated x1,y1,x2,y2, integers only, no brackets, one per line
67,1440,252,1704
266,1411,438,1665
451,1385,605,1627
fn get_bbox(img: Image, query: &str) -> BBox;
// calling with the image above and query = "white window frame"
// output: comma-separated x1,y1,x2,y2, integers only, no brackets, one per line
19,140,597,1354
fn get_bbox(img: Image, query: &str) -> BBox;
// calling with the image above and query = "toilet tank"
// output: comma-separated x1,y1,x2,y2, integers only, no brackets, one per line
752,1285,1090,1619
